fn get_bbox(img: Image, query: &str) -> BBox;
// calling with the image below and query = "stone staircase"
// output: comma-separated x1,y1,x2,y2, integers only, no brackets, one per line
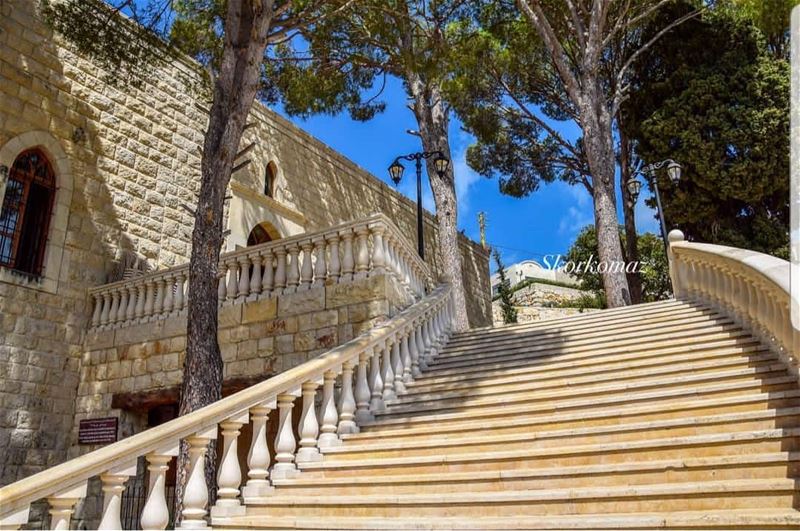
219,299,800,529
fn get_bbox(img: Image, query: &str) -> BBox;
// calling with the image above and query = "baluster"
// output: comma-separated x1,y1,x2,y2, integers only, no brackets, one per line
217,267,226,301
402,329,413,382
226,259,239,301
108,291,120,325
116,289,128,323
369,342,385,412
382,339,396,401
286,245,301,293
212,412,249,517
272,392,299,479
242,400,275,498
180,427,217,529
392,335,406,394
135,284,146,320
0,506,30,530
237,255,251,298
153,277,165,318
162,274,174,315
250,253,262,296
340,230,355,282
355,349,373,423
98,463,136,530
100,292,111,326
261,251,274,296
125,286,137,322
354,226,370,280
384,236,396,277
91,293,102,327
141,447,177,531
416,322,429,371
369,224,386,275
175,272,186,312
312,237,327,288
47,483,87,531
143,279,155,318
327,233,341,282
274,247,287,293
338,360,358,434
296,381,322,462
317,369,341,449
299,240,314,290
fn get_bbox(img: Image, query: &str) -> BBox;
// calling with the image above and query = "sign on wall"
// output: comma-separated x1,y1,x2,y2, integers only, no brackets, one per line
78,417,118,445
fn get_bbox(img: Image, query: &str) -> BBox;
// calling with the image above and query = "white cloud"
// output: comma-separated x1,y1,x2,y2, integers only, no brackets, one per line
558,205,593,236
452,148,481,216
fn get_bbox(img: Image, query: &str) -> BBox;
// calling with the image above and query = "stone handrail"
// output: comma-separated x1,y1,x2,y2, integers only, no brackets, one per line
668,230,796,377
88,213,432,330
0,284,454,529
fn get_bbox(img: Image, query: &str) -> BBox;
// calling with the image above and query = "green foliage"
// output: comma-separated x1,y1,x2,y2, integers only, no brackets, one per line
547,292,606,312
733,0,799,57
445,3,590,197
624,4,790,259
565,226,671,303
492,248,518,324
40,0,181,87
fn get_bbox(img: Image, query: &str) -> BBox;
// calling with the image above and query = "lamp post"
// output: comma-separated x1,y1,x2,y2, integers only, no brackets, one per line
626,159,682,258
388,151,450,260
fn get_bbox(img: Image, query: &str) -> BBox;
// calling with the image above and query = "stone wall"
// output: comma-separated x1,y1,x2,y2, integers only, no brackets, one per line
0,1,490,485
491,282,595,327
71,274,409,459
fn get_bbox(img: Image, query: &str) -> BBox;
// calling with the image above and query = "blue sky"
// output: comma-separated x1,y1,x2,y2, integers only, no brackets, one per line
274,77,662,270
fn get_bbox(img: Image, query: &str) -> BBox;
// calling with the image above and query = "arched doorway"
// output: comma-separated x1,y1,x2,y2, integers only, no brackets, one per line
246,221,281,246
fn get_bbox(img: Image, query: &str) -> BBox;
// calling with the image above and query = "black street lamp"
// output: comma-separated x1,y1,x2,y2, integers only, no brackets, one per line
388,151,450,260
627,158,682,258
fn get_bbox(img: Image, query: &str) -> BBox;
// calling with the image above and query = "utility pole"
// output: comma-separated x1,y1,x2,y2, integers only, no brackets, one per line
478,211,487,250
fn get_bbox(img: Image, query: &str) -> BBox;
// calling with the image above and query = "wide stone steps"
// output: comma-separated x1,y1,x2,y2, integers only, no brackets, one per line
218,510,800,530
328,407,800,459
383,359,785,412
409,336,764,387
239,479,796,517
347,390,800,443
435,305,723,358
298,429,800,476
226,300,799,529
423,325,750,376
272,452,800,495
365,374,797,427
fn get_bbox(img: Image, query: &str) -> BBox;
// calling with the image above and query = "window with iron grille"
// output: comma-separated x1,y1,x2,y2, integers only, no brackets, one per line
0,149,56,278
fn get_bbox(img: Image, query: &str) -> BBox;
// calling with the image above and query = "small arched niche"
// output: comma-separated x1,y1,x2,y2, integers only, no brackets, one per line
247,221,281,246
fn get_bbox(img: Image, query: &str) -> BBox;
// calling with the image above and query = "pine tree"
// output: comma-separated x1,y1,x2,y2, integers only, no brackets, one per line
492,249,518,325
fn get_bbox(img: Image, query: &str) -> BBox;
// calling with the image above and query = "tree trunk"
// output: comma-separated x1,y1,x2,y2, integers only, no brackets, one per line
580,96,631,308
408,78,470,331
619,131,643,304
175,0,274,521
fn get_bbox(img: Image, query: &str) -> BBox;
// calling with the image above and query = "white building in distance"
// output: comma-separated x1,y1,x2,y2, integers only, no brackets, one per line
491,259,579,296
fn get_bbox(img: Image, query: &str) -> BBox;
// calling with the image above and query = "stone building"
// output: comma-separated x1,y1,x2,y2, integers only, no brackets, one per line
0,0,490,489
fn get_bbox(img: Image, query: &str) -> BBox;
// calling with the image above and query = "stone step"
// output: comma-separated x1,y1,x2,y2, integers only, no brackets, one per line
329,407,800,459
272,452,800,496
361,378,798,429
300,429,800,476
424,327,750,377
436,310,730,360
392,350,779,407
410,336,764,387
216,509,800,530
352,390,800,442
447,300,693,344
440,306,722,356
373,370,793,421
240,479,796,517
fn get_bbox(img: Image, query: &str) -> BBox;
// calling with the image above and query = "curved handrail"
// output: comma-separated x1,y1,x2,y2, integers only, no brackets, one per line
0,283,452,520
668,230,796,376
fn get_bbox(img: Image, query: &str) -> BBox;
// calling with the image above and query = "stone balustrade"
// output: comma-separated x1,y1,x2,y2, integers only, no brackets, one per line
668,230,797,378
88,214,432,330
0,285,454,530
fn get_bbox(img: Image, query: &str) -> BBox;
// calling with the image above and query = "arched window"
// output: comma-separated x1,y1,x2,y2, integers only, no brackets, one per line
0,149,56,277
264,162,277,198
